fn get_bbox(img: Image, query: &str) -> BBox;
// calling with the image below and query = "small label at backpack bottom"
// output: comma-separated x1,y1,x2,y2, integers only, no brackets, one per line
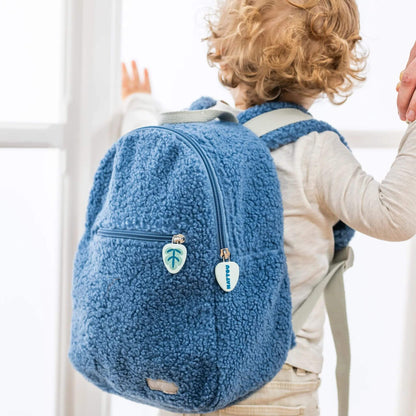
215,261,239,292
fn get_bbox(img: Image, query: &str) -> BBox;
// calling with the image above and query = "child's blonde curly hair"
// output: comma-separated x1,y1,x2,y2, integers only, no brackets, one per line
204,0,368,108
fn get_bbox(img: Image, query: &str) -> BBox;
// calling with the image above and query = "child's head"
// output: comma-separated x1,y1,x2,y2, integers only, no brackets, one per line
205,0,367,109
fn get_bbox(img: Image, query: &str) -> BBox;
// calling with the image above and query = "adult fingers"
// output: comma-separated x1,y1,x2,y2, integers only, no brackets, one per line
406,91,416,122
397,58,416,121
405,41,416,68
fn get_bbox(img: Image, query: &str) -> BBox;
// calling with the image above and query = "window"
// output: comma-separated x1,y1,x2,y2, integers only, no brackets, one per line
0,0,121,415
0,1,65,415
0,149,62,416
0,0,65,123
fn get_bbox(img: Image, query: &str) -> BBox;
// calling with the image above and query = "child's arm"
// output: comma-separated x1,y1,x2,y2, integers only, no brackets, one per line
314,121,416,241
315,45,416,242
120,60,161,136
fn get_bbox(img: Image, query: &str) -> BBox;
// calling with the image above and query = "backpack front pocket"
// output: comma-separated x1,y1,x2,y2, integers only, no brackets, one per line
97,228,187,274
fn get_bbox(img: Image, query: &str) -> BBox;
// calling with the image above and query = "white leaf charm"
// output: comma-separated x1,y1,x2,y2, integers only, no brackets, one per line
162,243,187,274
215,261,239,292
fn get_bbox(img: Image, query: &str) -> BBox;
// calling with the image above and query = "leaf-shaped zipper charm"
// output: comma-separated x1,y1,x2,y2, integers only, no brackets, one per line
162,243,187,274
215,261,239,292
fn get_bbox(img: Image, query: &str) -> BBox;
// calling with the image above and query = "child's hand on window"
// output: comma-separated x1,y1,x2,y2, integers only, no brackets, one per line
121,60,151,100
397,41,416,123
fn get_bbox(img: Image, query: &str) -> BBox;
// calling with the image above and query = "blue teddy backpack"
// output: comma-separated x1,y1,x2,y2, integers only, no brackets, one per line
68,96,354,415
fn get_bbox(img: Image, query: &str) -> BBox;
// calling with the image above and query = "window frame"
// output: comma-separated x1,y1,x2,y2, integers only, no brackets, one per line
0,0,122,415
55,1,123,415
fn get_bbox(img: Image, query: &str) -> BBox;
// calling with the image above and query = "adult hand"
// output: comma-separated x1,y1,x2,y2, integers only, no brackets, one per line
121,60,151,100
397,41,416,122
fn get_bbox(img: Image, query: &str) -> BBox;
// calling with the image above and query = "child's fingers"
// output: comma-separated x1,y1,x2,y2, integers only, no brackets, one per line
143,68,151,93
121,60,151,97
121,62,130,82
131,60,140,85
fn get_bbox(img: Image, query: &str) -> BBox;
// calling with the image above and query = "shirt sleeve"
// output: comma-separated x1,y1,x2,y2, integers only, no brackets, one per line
120,93,162,136
315,121,416,241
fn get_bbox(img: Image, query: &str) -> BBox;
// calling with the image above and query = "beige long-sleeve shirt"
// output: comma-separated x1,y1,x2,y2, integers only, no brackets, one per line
119,93,416,373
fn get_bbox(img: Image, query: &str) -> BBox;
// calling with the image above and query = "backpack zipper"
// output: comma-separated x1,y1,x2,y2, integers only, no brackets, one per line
143,126,231,261
96,228,174,241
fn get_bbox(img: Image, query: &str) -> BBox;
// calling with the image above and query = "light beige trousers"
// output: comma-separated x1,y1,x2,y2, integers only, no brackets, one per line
158,363,321,416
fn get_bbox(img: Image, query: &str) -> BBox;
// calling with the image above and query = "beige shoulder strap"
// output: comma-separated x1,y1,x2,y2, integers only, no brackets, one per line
292,246,354,416
243,108,313,136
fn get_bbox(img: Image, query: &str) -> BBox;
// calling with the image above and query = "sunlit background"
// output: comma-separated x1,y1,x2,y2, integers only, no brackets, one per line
0,0,415,415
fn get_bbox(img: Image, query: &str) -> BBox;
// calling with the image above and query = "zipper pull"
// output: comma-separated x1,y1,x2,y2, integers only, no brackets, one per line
215,248,239,292
162,234,187,274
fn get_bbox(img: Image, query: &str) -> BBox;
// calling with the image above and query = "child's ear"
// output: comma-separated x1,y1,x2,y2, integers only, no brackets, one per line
218,64,233,84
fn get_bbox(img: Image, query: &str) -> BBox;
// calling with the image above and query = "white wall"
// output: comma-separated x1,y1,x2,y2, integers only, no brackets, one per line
0,0,65,123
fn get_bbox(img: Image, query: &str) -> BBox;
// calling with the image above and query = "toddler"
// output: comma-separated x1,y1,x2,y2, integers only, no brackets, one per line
120,1,416,415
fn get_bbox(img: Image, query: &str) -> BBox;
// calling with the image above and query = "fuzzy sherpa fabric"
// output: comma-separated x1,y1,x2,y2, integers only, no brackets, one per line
68,104,296,413
188,96,217,110
68,96,354,413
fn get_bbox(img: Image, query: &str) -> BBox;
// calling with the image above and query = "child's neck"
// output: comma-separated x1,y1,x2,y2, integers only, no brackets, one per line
233,88,315,111
279,92,315,110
